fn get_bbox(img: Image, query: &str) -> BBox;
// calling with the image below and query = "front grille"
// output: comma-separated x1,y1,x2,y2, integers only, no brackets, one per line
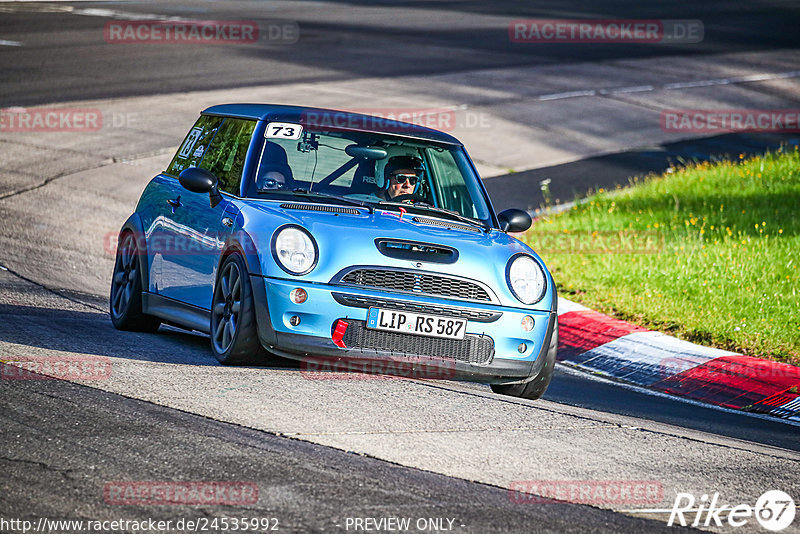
339,268,493,302
341,320,494,365
281,203,361,214
331,293,501,322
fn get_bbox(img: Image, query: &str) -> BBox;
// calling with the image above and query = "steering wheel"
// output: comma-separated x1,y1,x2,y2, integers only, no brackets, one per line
388,193,428,204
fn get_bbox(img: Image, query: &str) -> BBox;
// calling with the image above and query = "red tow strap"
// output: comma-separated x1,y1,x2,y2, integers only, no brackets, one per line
332,319,349,348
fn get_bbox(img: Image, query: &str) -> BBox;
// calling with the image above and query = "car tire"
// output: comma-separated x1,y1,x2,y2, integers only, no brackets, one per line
210,252,265,365
491,316,558,400
110,231,161,332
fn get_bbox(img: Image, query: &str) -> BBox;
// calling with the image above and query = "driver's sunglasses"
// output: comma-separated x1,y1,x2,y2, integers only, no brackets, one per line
261,179,285,189
392,173,419,186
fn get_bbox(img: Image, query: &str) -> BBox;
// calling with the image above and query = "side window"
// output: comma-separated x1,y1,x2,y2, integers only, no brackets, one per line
166,115,224,177
200,118,257,195
426,148,482,219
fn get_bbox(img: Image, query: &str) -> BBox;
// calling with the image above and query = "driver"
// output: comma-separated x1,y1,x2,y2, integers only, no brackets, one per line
256,141,295,192
380,155,424,201
258,170,289,190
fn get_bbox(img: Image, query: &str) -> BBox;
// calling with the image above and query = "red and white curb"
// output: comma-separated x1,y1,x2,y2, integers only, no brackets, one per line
557,298,800,421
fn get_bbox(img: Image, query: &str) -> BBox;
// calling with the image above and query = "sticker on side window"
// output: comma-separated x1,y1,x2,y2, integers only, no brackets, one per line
265,122,303,140
178,127,203,158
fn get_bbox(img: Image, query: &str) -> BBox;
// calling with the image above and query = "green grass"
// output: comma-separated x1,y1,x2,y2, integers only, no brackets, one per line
521,147,800,365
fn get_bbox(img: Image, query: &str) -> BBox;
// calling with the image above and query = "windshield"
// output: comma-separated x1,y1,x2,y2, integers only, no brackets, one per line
251,124,492,224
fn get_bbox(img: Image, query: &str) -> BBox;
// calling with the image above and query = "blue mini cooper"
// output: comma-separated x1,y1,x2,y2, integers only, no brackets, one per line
111,104,558,399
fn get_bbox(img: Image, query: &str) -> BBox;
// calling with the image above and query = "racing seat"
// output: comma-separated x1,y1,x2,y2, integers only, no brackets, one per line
348,160,380,197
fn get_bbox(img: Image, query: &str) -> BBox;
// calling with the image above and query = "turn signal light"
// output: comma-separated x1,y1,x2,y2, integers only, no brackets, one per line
290,288,308,304
521,315,534,332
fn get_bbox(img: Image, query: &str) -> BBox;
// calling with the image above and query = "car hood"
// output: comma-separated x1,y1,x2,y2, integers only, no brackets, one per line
237,200,554,311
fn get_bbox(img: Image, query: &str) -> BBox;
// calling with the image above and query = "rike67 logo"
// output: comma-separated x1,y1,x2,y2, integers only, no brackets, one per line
668,490,795,531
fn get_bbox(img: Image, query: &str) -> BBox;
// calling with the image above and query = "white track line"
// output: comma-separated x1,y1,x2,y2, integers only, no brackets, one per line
556,363,800,428
0,3,190,21
537,70,800,102
538,89,597,101
71,7,189,21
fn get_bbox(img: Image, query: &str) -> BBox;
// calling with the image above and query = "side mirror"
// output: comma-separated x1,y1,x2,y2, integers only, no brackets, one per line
497,208,532,233
179,167,222,208
179,167,217,193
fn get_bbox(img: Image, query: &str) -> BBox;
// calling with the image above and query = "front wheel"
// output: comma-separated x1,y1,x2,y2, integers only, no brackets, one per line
491,316,558,400
210,253,264,365
110,231,161,332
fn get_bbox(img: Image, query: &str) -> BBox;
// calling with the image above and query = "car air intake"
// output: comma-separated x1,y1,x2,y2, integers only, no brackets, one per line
412,216,481,233
375,239,458,264
281,203,361,215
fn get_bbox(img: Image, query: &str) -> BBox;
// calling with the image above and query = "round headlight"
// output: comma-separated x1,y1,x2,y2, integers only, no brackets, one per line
507,255,546,305
272,226,317,275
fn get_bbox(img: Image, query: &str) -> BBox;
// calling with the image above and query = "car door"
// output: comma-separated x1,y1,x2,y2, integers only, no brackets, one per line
158,115,257,310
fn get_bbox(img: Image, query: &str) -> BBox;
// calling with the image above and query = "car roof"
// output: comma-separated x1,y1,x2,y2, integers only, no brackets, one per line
202,103,462,145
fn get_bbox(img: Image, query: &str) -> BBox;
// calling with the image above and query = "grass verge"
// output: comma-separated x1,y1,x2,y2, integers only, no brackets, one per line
520,147,800,365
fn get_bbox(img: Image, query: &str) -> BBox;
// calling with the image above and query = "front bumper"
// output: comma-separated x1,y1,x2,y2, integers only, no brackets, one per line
252,275,557,384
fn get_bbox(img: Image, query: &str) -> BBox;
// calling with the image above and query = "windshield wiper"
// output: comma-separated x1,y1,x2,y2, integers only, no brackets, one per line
285,189,375,213
377,201,489,232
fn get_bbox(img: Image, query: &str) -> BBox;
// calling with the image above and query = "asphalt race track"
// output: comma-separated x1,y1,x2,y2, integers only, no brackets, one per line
3,0,800,106
1,1,799,533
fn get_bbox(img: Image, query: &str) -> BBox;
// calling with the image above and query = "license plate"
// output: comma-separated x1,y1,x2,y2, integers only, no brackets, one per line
366,308,467,340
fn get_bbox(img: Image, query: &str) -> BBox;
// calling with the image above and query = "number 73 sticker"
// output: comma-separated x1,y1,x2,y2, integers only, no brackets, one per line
265,122,303,140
